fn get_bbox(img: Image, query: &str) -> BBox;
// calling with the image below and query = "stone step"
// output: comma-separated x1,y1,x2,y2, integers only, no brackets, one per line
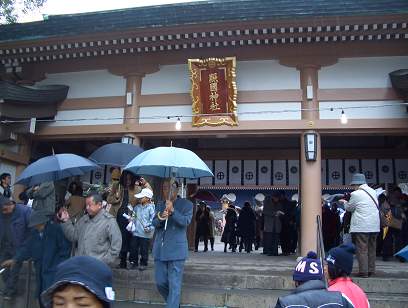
114,267,408,295
114,282,408,308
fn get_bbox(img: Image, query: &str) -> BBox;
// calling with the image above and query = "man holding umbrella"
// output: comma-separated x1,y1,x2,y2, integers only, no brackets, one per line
152,179,193,308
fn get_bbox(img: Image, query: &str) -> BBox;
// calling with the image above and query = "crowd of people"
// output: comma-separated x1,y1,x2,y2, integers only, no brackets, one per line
0,169,193,308
1,169,407,307
213,190,299,256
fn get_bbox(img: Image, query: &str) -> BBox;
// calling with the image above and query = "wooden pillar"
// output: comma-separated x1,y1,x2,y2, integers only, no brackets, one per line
13,135,32,201
299,65,322,256
123,73,144,146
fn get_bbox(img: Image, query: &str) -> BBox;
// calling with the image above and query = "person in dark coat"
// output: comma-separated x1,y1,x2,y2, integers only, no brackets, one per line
254,193,265,250
0,196,31,300
263,193,284,256
237,201,256,253
322,200,341,252
2,211,71,306
194,201,210,252
275,251,354,308
221,204,238,252
115,171,138,269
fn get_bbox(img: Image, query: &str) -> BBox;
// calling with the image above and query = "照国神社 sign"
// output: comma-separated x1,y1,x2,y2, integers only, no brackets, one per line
188,57,238,126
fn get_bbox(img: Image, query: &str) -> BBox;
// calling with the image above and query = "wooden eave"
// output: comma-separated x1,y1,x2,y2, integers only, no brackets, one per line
1,13,407,71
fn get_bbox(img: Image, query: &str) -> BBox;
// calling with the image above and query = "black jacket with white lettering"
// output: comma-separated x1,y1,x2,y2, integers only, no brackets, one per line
275,280,355,308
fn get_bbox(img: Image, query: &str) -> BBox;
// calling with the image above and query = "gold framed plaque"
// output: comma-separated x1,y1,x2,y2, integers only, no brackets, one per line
188,57,238,126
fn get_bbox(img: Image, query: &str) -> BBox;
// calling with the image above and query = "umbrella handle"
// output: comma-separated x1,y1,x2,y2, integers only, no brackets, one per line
164,177,176,231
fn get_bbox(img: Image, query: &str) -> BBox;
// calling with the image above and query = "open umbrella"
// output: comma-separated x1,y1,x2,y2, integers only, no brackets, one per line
89,143,144,167
16,153,100,187
395,244,408,261
124,146,213,231
124,146,213,179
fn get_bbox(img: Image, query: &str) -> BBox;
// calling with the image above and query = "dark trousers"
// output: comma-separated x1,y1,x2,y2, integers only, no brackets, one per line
129,236,150,266
263,232,279,256
0,252,22,295
195,233,208,251
119,229,132,265
352,232,378,275
209,236,214,250
242,236,253,253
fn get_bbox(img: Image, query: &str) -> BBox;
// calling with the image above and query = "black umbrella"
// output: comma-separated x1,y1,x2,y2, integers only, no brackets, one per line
89,143,144,167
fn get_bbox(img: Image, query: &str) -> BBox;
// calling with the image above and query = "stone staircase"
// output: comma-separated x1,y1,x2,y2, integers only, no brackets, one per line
2,251,408,308
112,251,408,308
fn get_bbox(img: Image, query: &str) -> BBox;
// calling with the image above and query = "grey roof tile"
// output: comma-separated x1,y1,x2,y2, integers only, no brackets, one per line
1,0,408,43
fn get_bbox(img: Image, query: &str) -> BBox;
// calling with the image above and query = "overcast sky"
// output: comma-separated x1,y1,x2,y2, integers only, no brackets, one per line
18,0,206,22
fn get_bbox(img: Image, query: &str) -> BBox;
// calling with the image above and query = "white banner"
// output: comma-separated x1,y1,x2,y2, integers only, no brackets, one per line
273,160,287,185
229,160,242,185
243,160,256,185
199,160,213,185
258,160,271,185
328,159,343,186
378,159,393,184
361,159,377,184
321,159,327,185
344,159,360,185
288,160,299,185
214,160,228,185
395,159,408,183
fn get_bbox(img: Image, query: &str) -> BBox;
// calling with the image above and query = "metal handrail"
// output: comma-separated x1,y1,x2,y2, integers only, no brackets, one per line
316,215,327,288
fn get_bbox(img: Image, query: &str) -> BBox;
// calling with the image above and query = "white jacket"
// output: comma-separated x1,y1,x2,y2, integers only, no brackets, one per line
345,184,380,233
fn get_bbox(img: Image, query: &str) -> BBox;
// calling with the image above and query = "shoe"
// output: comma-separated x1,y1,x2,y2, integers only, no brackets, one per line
211,247,214,251
203,248,208,252
368,272,375,277
130,263,138,270
139,265,146,271
3,291,15,300
355,272,369,278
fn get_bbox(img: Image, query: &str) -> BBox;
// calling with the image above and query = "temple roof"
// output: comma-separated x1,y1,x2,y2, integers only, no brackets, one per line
1,0,408,43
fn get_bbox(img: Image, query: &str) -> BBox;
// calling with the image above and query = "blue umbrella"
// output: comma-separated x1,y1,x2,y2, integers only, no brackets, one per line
16,153,100,187
395,244,408,261
89,143,144,167
124,146,213,232
124,146,213,179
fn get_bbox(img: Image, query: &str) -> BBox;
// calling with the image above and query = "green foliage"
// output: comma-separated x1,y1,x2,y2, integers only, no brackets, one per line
1,0,46,23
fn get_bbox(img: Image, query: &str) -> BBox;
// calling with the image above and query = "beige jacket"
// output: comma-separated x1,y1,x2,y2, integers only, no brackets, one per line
61,208,122,265
345,184,380,233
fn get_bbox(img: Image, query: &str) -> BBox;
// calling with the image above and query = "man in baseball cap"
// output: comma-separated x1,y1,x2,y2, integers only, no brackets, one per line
41,256,115,308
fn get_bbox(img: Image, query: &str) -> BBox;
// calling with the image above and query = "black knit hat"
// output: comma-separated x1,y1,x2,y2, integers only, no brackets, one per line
326,243,355,275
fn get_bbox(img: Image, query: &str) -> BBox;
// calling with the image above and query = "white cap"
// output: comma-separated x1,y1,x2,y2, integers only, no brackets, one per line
226,193,236,203
375,187,386,197
220,194,228,201
322,194,330,201
254,193,265,202
135,188,153,199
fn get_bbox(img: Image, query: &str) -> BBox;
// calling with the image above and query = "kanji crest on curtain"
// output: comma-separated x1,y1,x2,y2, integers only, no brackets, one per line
188,57,238,126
